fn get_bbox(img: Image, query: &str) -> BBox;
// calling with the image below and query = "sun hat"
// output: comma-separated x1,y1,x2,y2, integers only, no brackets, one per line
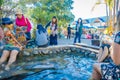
15,9,23,15
2,18,13,25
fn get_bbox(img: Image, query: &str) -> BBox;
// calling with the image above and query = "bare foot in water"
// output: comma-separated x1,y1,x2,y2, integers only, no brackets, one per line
5,66,10,71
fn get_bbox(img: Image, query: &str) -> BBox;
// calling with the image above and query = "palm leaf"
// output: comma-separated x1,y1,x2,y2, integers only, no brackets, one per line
91,0,101,11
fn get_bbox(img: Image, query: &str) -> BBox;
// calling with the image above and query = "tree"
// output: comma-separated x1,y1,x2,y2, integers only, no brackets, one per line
30,0,74,26
0,0,40,17
1,0,75,38
92,0,114,26
92,0,116,36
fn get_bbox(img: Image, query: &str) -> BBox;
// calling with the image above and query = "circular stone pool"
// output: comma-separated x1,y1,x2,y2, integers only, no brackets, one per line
5,52,96,80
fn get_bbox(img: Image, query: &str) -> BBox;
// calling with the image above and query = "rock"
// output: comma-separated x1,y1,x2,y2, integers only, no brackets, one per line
33,64,54,69
23,48,33,53
71,47,76,52
42,50,49,54
52,50,57,54
49,51,53,54
56,49,60,53
89,53,96,58
67,50,71,53
63,50,67,52
81,50,85,53
60,48,63,51
33,50,39,55
76,49,81,53
84,52,90,57
23,51,30,56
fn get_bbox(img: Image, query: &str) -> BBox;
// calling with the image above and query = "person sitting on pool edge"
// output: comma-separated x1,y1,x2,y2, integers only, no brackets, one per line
91,11,120,80
0,18,23,70
35,24,48,47
97,36,113,63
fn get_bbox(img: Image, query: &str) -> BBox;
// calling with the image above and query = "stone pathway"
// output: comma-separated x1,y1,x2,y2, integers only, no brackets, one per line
58,38,92,45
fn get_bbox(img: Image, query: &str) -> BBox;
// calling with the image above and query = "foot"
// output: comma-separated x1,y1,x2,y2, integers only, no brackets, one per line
5,66,10,71
1,64,5,67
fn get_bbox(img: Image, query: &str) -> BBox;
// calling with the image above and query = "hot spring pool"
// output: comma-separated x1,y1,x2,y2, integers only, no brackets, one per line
5,52,96,80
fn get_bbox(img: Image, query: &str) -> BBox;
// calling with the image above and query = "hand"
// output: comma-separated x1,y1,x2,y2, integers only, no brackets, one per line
20,46,24,50
24,30,27,33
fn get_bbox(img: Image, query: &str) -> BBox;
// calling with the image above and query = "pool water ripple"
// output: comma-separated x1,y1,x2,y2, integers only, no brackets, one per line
6,53,96,80
23,53,96,80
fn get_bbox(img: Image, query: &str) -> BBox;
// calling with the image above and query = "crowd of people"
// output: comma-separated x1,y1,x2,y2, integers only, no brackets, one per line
0,8,120,79
0,8,85,71
0,9,59,70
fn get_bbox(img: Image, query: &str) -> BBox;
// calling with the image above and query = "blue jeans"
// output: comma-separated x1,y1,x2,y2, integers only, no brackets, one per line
74,32,81,43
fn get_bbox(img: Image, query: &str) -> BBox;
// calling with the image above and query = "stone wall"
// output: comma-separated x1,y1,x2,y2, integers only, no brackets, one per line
0,45,99,79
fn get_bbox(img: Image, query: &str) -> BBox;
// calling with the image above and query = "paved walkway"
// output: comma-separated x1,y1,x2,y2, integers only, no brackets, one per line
58,38,92,45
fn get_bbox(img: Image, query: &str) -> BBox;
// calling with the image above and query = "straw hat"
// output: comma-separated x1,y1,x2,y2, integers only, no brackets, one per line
15,9,23,15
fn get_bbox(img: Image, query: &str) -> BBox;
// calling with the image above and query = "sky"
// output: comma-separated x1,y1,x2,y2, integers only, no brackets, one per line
71,0,107,20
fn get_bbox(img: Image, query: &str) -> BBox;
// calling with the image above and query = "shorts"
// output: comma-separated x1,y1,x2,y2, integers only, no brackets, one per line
101,62,120,80
3,46,20,52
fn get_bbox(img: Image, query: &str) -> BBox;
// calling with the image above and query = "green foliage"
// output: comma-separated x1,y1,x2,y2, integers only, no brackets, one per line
1,0,74,26
30,0,75,27
1,0,75,37
31,27,37,39
0,0,4,6
105,0,114,10
1,0,40,17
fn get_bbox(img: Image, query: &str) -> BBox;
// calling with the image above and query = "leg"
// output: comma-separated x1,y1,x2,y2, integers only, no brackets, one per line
97,48,103,61
92,63,102,80
5,50,19,70
67,33,69,39
54,34,58,45
68,33,70,39
78,34,81,43
69,33,71,39
50,35,53,45
0,50,10,65
97,47,109,62
74,32,78,43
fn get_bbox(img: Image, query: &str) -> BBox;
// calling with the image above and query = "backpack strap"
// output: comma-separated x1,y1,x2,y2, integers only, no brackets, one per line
24,17,28,26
